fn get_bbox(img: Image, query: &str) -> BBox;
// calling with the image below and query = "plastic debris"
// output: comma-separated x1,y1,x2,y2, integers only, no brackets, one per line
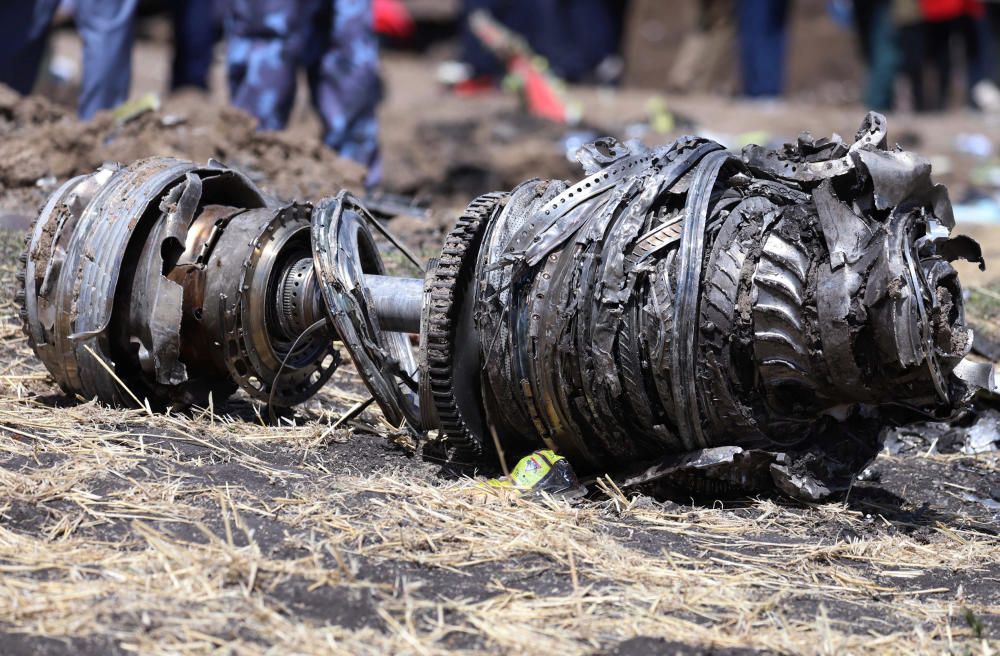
645,97,675,134
112,93,161,125
955,133,993,158
487,450,585,496
469,10,579,124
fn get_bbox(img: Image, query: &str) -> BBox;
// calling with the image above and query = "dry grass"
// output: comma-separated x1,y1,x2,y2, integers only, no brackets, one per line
0,228,997,655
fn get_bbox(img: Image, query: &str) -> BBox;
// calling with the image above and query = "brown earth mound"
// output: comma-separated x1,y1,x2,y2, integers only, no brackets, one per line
0,85,365,222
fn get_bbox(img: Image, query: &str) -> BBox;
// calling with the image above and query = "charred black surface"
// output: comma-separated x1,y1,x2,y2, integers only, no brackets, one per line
445,113,985,500
17,113,992,500
18,159,338,410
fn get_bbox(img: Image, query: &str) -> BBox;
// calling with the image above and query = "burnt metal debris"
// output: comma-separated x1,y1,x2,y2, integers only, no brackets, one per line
17,113,995,500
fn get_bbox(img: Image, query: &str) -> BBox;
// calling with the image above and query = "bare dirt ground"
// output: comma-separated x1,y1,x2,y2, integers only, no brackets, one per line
0,18,999,656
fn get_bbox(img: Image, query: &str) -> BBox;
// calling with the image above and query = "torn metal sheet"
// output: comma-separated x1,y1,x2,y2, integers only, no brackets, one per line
443,112,984,500
17,112,995,502
19,158,337,409
884,405,1000,456
312,192,421,431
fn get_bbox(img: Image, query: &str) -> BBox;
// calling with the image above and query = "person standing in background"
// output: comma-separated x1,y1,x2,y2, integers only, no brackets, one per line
171,0,222,92
736,0,790,99
459,0,627,86
668,0,735,94
76,0,137,118
957,0,1000,110
852,0,900,111
0,2,63,97
226,0,382,188
894,0,928,110
918,0,995,110
0,0,137,119
987,1,1000,88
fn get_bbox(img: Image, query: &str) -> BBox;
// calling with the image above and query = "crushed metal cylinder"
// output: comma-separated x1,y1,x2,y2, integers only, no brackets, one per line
17,113,994,501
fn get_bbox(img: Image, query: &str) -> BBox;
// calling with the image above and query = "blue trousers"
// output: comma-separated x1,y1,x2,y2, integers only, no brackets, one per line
0,0,136,119
0,1,59,95
852,0,899,111
461,0,624,82
171,0,220,90
77,0,137,118
226,0,382,187
737,0,789,98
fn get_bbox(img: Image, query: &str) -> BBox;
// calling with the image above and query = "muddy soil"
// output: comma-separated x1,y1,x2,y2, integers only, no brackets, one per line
0,85,365,224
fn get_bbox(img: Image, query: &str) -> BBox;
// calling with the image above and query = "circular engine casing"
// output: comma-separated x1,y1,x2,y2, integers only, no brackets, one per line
430,114,980,498
19,158,338,408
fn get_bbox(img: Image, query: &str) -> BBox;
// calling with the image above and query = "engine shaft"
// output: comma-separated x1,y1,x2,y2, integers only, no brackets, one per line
17,114,993,499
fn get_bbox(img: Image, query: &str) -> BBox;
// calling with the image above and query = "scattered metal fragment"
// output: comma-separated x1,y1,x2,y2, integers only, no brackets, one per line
884,407,1000,456
17,113,991,500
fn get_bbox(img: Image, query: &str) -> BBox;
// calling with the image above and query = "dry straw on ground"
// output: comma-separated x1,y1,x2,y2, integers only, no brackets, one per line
0,229,997,655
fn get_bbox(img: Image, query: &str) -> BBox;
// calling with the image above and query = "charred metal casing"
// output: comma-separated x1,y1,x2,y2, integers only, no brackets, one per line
17,114,991,500
433,114,986,499
19,160,341,409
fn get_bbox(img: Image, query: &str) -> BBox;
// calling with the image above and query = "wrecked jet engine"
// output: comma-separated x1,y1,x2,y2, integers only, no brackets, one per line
16,157,423,425
16,113,992,500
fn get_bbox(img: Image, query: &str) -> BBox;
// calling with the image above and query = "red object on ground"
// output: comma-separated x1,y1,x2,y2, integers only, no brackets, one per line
509,57,568,123
374,0,415,39
467,10,570,123
453,75,497,96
